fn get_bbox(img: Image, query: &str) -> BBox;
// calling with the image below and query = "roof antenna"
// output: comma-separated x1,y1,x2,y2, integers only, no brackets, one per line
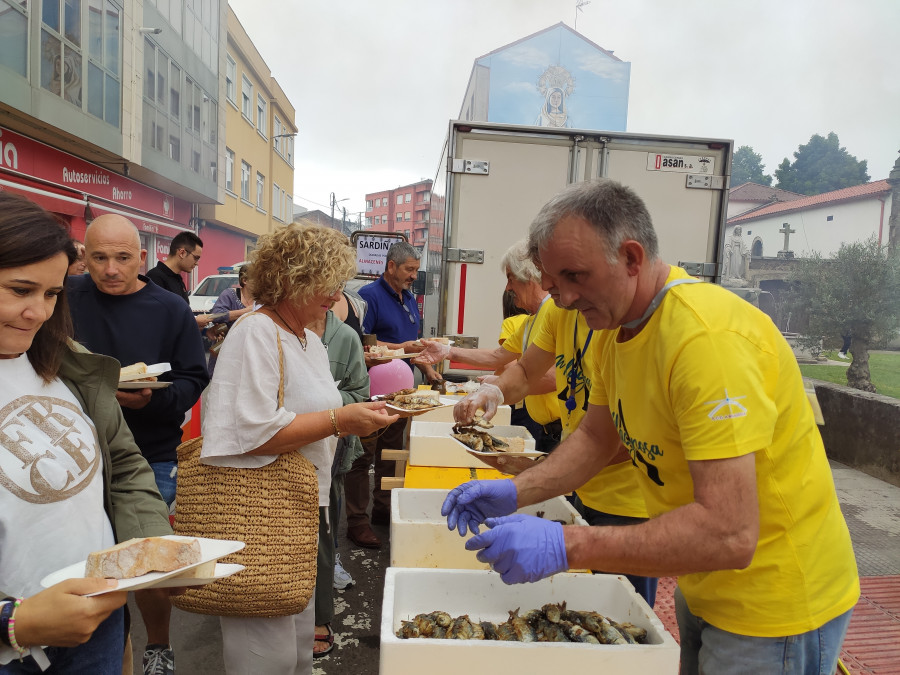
575,0,591,30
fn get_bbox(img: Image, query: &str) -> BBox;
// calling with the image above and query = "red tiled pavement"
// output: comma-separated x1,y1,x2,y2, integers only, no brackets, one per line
653,576,900,675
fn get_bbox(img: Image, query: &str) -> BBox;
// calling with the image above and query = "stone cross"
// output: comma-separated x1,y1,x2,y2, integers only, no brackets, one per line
779,222,796,252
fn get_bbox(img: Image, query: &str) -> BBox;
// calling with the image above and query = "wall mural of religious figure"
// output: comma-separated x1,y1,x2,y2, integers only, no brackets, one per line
535,65,575,128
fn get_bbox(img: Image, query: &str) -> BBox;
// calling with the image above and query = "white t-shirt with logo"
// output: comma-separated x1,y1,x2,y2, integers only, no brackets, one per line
0,354,115,597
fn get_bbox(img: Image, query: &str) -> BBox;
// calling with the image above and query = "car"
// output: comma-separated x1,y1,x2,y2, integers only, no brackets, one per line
189,273,238,313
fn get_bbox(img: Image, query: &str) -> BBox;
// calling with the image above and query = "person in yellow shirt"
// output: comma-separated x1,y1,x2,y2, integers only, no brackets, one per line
416,240,561,452
446,179,858,674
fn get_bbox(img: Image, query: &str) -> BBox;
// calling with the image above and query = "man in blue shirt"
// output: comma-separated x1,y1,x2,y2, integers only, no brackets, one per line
345,243,440,548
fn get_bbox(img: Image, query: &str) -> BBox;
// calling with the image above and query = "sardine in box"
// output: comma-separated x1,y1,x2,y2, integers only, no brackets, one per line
408,420,534,468
381,568,679,674
390,488,587,569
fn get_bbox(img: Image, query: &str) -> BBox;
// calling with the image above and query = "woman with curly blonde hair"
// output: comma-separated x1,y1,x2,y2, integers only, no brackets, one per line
201,223,396,675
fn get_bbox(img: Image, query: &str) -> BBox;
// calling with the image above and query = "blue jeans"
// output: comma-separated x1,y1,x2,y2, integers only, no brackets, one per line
675,586,853,675
1,607,124,674
574,497,658,607
150,460,177,508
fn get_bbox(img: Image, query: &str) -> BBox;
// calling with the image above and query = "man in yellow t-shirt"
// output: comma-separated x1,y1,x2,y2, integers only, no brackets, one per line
446,179,858,674
415,240,561,452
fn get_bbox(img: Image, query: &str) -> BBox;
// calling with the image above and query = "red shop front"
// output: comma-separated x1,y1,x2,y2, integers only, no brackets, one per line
0,126,196,277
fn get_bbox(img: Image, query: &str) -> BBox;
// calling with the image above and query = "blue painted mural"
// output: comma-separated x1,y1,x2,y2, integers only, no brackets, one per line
474,24,630,131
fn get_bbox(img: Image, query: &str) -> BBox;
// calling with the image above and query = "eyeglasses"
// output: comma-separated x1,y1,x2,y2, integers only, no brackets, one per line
181,248,201,262
400,301,416,324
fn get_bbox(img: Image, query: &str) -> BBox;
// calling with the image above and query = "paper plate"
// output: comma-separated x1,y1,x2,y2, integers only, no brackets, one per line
118,362,171,383
40,536,245,596
118,381,171,390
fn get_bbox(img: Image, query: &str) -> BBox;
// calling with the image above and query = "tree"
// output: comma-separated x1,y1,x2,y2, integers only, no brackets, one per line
786,236,900,392
775,132,870,195
731,145,772,186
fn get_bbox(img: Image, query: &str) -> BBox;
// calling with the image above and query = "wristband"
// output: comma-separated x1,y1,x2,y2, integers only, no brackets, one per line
0,601,13,648
7,597,27,658
328,409,341,437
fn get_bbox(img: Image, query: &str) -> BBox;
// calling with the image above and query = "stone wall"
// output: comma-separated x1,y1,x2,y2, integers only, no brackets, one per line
812,380,900,486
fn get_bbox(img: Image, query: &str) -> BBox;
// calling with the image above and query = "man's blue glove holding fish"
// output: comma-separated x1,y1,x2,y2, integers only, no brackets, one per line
466,513,569,584
441,479,518,535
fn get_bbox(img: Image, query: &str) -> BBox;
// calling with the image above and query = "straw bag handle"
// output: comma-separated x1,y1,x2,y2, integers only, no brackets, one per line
231,309,286,408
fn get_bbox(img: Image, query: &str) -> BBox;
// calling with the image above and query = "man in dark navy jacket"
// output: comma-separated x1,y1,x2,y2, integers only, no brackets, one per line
68,214,208,675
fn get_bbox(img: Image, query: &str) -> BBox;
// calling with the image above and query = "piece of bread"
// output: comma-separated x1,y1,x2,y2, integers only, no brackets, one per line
120,362,148,377
85,537,202,579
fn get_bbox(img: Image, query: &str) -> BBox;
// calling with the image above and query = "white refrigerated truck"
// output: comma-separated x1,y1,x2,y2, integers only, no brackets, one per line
419,120,733,358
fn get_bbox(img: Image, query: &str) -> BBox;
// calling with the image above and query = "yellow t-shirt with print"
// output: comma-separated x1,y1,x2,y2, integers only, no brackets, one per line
586,265,859,637
531,303,647,518
500,299,559,426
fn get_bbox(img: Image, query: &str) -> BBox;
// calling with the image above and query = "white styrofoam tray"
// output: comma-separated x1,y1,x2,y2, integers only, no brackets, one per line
390,488,587,569
381,568,679,674
409,420,534,468
414,400,511,425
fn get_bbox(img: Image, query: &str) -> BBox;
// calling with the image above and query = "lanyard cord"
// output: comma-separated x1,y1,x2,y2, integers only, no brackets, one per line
566,320,594,413
620,277,702,329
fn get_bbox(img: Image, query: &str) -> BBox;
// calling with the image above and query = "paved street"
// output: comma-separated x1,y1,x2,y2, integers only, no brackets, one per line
128,460,900,674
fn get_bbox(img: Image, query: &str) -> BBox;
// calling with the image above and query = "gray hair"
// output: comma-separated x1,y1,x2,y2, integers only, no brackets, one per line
386,241,420,266
527,179,658,265
500,239,541,283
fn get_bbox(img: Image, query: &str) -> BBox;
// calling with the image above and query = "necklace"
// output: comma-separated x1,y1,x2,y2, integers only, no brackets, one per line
272,307,307,351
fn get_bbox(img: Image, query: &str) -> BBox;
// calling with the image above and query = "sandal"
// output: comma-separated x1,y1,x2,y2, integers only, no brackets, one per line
313,623,335,658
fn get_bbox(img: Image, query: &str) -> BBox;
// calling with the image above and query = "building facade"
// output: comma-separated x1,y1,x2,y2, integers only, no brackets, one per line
0,0,225,285
364,179,442,253
459,22,630,132
197,6,296,274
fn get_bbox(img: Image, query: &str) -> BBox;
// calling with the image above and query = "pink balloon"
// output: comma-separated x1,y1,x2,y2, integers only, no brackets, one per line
368,359,414,397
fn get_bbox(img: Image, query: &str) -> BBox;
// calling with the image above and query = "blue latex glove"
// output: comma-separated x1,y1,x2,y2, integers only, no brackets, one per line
441,479,518,536
465,513,569,584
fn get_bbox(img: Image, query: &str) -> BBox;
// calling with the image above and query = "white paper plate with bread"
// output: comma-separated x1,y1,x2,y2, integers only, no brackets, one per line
119,362,171,389
40,535,245,595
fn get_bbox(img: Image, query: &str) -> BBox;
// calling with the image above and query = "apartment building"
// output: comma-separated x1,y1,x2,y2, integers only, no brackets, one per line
0,0,225,283
197,6,296,272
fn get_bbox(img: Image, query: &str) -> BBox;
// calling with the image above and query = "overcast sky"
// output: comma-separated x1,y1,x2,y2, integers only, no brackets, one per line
228,0,900,219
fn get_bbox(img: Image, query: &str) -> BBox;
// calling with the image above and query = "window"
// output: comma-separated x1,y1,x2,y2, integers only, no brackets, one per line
225,54,236,103
225,148,234,193
366,200,373,210
272,183,281,221
285,136,293,166
396,195,403,205
396,213,402,223
256,172,265,210
285,194,292,222
375,216,381,225
273,116,282,153
257,94,266,136
241,74,252,121
404,211,411,221
0,0,28,76
240,161,251,201
405,193,411,203
42,0,121,126
382,197,388,206
826,215,834,222
422,190,431,202
365,216,372,227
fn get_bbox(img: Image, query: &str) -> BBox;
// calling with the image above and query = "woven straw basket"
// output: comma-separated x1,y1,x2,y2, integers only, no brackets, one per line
172,437,318,617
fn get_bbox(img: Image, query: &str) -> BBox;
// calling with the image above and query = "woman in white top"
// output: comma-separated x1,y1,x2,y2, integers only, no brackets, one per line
0,192,172,673
201,223,396,675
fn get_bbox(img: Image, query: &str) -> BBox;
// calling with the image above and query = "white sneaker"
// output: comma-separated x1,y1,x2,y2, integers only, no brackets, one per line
333,553,354,590
837,352,849,360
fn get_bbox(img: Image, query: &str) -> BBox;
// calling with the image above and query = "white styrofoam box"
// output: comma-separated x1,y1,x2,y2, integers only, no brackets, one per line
381,568,679,675
390,488,587,569
415,399,511,425
408,420,534,468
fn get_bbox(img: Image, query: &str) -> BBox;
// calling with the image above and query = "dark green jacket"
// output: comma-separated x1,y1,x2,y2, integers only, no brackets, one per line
58,343,173,542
